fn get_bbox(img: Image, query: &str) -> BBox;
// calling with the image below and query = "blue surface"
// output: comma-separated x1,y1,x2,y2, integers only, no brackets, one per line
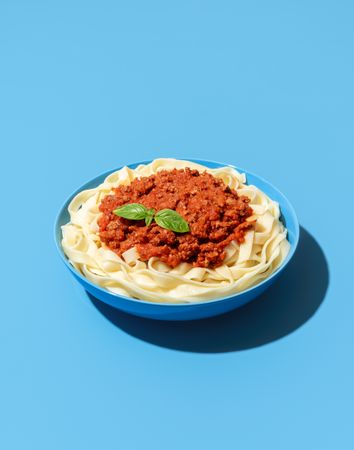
1,1,353,449
55,159,300,320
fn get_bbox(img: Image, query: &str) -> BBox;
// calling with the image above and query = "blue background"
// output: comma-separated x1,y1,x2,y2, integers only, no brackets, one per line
1,1,353,449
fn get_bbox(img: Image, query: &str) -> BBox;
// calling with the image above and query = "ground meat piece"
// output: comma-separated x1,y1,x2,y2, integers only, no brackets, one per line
98,168,254,268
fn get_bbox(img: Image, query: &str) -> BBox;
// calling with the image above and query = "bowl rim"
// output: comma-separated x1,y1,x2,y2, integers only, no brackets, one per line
54,158,300,307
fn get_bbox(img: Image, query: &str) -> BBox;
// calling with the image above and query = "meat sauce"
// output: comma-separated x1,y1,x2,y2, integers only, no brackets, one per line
98,168,254,268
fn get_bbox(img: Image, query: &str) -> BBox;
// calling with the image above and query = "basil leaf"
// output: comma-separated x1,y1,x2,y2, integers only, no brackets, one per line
113,203,190,232
113,203,148,220
145,208,155,226
155,209,190,233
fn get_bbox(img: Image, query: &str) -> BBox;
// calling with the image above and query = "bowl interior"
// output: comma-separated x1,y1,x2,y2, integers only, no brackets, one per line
54,159,299,307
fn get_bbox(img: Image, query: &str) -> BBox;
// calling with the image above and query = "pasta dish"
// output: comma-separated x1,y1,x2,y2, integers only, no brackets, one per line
61,159,289,303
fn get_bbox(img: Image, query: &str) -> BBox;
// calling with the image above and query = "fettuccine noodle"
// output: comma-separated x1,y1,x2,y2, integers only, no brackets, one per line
61,159,290,303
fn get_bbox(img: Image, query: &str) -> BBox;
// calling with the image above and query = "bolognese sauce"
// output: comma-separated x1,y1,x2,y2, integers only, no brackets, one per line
98,168,254,268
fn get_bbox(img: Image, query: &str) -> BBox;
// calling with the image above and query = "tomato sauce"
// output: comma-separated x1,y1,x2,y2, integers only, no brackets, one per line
98,168,253,268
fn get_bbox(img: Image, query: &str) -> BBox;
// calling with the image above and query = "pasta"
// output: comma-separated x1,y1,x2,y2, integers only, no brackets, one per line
61,159,290,303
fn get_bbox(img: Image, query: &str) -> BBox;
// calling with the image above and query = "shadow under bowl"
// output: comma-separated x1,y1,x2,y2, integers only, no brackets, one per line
54,159,300,320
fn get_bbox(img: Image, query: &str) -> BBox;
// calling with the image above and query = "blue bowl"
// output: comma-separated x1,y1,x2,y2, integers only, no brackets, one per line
54,159,299,320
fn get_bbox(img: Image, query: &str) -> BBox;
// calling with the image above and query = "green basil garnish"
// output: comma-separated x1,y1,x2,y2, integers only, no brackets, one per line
155,209,190,233
113,204,189,233
113,203,149,220
144,208,155,226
